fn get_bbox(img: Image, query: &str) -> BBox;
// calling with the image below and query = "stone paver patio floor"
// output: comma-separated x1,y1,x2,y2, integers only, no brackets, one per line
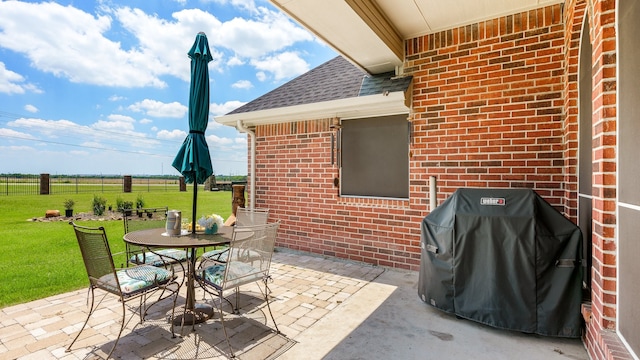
0,250,384,359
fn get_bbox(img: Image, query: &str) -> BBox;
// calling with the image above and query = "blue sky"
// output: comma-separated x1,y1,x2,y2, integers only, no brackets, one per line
0,0,337,176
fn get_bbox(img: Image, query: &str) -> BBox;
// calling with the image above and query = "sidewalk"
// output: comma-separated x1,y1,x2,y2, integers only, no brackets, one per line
0,250,588,359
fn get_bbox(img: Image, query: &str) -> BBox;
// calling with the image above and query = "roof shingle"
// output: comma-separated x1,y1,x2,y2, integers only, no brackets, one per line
228,56,412,115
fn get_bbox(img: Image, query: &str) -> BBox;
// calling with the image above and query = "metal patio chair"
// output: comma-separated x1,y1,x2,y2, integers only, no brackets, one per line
235,207,270,226
200,207,270,263
123,207,189,267
196,222,281,358
67,222,180,359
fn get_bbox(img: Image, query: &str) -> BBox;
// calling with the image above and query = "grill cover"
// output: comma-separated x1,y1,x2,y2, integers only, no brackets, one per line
418,188,583,337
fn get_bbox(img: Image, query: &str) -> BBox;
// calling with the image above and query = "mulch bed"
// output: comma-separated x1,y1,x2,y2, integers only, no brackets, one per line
29,211,123,222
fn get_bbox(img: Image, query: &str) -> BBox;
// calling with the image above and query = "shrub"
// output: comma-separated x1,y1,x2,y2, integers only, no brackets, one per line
92,195,107,215
63,199,75,210
135,194,145,209
116,197,124,211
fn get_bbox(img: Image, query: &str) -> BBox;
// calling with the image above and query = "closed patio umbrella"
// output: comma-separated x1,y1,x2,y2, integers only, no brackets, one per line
172,32,213,234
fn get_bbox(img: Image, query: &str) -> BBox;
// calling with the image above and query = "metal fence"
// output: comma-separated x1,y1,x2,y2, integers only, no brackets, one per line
0,174,40,196
0,174,183,196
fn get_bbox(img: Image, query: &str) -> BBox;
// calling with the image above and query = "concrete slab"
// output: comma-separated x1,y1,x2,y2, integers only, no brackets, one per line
281,266,588,360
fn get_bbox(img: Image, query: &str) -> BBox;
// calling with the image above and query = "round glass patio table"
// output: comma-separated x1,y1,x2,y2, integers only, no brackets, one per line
123,226,232,325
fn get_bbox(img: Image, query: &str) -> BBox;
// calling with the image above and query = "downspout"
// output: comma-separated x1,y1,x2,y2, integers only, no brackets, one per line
236,120,256,210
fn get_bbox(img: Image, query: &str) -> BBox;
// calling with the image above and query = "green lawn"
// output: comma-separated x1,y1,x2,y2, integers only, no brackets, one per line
0,190,235,308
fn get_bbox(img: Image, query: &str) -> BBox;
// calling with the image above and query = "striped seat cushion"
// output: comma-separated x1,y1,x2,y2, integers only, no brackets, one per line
99,265,172,295
201,247,229,262
198,262,263,289
130,249,188,266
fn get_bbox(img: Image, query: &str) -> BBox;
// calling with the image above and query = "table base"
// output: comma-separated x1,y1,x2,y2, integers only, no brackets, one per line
172,304,214,326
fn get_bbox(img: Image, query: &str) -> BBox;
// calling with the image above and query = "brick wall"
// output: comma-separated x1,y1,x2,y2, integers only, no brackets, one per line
250,1,633,358
254,119,423,270
253,5,572,272
575,0,628,359
405,3,567,209
562,0,584,222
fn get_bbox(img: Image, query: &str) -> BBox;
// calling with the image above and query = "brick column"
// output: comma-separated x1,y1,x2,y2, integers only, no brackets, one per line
231,184,245,215
123,175,132,193
39,173,49,195
179,176,186,192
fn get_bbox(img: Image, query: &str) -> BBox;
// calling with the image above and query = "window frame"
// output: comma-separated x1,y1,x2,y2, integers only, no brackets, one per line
339,113,410,199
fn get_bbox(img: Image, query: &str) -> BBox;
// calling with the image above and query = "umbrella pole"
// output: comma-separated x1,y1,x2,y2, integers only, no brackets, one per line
192,182,197,234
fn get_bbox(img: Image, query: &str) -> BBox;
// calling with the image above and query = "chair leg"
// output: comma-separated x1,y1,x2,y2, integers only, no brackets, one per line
105,300,127,359
217,289,236,358
169,283,179,339
233,286,240,314
263,277,280,334
66,287,96,353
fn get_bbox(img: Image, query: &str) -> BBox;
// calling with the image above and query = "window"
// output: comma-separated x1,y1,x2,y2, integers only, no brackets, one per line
340,114,409,198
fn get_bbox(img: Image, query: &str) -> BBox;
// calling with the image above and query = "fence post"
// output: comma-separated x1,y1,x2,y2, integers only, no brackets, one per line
179,177,186,192
123,175,132,193
40,173,50,195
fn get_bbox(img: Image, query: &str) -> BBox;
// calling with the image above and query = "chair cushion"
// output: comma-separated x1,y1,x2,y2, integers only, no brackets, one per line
99,265,173,295
199,262,263,289
130,249,188,266
202,247,263,263
201,247,229,262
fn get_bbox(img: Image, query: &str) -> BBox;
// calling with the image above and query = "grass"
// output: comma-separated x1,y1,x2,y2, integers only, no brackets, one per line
0,189,235,308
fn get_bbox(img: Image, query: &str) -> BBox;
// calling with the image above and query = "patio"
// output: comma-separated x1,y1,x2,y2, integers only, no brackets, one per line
0,250,588,359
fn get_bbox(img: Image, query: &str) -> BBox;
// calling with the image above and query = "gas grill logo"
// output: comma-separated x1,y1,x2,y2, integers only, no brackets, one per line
480,197,506,206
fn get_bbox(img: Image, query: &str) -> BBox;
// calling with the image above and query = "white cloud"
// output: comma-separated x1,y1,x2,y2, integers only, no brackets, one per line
0,128,36,140
206,133,234,146
8,118,84,138
251,52,309,81
107,114,136,123
232,80,253,89
0,145,34,151
157,129,187,140
203,0,258,14
109,95,126,101
0,62,41,95
113,7,225,82
24,104,38,113
210,100,246,117
0,2,169,88
7,117,160,150
128,99,188,118
93,119,134,132
0,1,329,176
0,2,317,90
215,8,313,59
227,56,244,67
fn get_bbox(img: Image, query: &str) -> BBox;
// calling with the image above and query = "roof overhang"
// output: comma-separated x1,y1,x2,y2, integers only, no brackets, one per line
216,90,409,128
270,0,565,74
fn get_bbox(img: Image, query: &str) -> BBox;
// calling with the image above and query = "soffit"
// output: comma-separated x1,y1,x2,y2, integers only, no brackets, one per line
216,91,409,127
270,0,564,74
